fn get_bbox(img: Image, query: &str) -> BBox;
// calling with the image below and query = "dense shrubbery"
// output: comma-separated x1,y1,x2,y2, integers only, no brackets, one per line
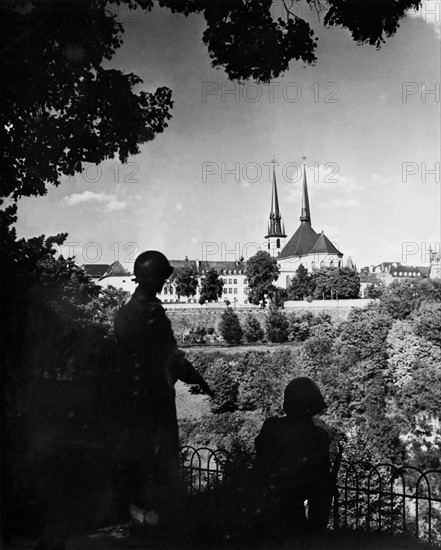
181,278,441,471
265,307,289,343
242,313,264,343
218,308,243,344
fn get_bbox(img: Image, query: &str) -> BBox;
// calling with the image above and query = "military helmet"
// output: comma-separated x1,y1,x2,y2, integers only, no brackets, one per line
283,377,326,418
134,250,173,284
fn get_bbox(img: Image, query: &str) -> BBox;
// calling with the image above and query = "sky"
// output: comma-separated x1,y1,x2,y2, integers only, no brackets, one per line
15,0,441,272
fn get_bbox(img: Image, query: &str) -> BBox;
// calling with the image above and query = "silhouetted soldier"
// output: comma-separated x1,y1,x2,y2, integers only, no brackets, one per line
113,250,213,533
254,377,332,536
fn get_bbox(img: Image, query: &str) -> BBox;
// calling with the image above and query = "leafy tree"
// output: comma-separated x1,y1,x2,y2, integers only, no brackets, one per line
380,278,441,320
265,306,289,343
205,359,239,414
79,286,129,331
335,305,392,367
386,320,441,388
171,265,198,300
288,264,314,300
413,301,441,347
365,280,386,299
243,314,264,343
1,1,173,200
313,267,360,299
287,312,310,342
246,251,280,307
2,0,421,200
218,308,243,345
200,268,223,302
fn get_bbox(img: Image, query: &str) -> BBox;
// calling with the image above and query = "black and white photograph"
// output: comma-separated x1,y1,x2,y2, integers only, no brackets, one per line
1,1,440,549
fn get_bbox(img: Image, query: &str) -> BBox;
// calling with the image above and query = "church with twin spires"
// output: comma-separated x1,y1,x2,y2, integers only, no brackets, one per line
265,164,344,289
91,163,345,303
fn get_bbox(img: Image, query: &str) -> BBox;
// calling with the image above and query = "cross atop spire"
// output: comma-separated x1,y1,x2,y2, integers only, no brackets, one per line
300,164,311,225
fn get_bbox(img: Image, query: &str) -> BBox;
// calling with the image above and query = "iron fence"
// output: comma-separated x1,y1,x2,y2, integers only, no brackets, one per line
180,446,441,547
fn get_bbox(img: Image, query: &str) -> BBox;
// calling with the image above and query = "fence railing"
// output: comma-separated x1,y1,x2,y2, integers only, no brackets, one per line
180,446,441,547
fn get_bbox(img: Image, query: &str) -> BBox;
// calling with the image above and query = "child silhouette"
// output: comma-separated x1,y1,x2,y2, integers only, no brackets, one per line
254,377,332,535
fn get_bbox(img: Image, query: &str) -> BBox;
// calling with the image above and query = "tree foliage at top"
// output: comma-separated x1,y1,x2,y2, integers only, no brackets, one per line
1,0,421,200
246,251,280,306
1,0,173,200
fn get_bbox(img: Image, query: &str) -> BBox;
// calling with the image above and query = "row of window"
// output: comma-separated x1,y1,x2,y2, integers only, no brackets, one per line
223,288,237,294
393,271,421,277
220,277,248,285
162,279,248,295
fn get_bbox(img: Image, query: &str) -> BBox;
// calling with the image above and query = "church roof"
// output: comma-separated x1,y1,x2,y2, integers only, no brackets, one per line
277,164,343,260
170,259,198,270
101,261,130,278
277,222,318,259
198,260,246,274
310,232,343,257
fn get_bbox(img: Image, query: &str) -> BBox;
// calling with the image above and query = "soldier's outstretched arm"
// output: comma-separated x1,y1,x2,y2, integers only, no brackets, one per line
173,351,214,397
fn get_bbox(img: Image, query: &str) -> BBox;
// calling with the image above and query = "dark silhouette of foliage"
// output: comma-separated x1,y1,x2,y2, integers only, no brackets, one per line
200,268,223,302
1,1,173,200
171,265,198,299
1,0,420,200
246,251,280,307
323,0,420,48
218,308,243,345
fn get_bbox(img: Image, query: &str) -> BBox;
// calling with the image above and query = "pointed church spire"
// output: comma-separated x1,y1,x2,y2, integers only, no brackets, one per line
265,161,286,238
272,165,281,219
300,164,311,225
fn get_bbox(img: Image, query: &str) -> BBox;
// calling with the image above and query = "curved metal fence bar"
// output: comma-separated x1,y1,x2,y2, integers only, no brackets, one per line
415,470,434,546
336,461,441,547
179,447,441,547
389,466,407,536
342,461,361,530
366,463,382,532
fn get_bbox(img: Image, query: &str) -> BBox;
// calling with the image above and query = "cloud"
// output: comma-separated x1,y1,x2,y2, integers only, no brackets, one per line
176,203,183,211
105,199,127,211
322,198,359,209
63,191,127,211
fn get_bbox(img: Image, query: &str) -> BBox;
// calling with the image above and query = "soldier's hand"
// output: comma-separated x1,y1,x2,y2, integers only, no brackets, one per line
200,382,215,398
